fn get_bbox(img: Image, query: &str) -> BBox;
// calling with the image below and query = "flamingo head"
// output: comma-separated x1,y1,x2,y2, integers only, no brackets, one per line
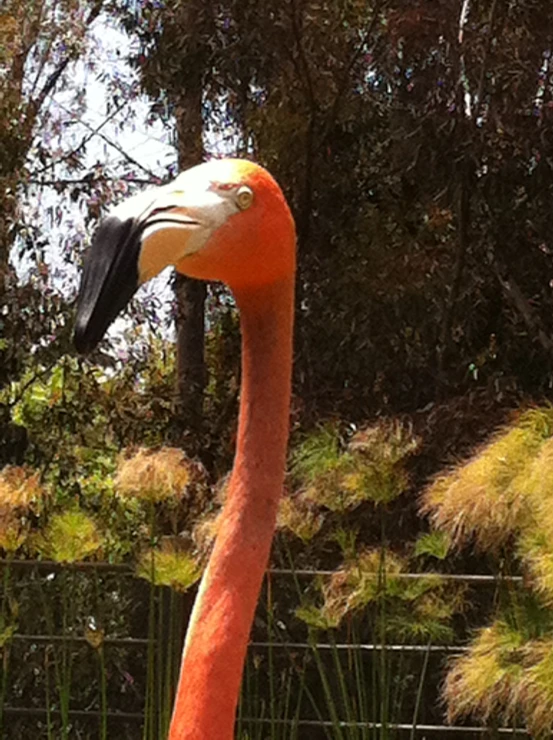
74,158,296,353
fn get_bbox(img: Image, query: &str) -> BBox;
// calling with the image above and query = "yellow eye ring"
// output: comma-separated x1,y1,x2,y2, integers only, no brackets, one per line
236,185,254,210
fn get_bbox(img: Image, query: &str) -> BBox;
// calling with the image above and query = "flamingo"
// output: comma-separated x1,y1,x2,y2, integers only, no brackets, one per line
74,158,296,739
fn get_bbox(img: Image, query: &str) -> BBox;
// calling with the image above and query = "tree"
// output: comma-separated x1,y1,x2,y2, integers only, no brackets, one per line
0,1,108,462
119,0,222,438
0,0,104,272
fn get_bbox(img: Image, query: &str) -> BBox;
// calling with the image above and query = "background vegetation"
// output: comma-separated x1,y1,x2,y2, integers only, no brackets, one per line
2,0,553,737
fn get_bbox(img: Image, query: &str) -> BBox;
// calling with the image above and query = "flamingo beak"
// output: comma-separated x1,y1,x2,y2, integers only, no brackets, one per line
74,213,144,354
73,187,214,355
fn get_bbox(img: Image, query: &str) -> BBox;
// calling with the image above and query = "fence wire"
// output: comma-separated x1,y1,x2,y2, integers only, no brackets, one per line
0,558,526,736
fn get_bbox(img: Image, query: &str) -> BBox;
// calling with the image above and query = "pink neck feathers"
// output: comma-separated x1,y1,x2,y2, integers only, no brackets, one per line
169,276,294,739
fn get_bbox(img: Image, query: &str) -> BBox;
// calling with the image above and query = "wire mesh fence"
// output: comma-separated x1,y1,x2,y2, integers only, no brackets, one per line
0,559,526,738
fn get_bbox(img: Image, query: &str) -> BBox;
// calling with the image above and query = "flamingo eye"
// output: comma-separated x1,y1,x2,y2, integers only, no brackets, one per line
236,185,254,211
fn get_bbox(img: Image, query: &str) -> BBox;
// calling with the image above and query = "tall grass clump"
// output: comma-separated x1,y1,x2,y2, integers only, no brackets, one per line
298,548,463,644
444,620,525,726
137,540,202,740
237,421,446,739
116,446,192,504
116,446,204,740
35,508,104,738
290,421,418,513
0,466,48,734
137,540,202,592
422,405,553,733
0,466,47,553
292,546,466,739
278,494,325,544
421,407,553,550
445,611,553,737
36,509,104,563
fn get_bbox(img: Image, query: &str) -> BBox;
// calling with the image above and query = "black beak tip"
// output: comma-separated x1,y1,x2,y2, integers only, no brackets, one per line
73,311,101,355
73,214,142,356
73,325,94,355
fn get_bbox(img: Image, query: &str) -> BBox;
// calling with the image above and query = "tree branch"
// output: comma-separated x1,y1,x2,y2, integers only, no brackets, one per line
28,100,154,179
289,0,316,110
438,164,471,378
28,1,106,119
475,0,499,120
488,245,553,356
28,176,159,186
321,0,384,145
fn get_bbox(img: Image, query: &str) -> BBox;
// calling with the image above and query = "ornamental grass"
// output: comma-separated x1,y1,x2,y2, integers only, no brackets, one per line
519,640,553,737
444,621,525,726
296,545,464,643
116,446,192,503
0,509,27,553
0,466,45,510
291,421,418,513
36,509,104,563
421,407,553,550
423,405,553,732
445,624,553,736
322,548,408,622
277,493,325,543
137,541,202,592
0,465,48,553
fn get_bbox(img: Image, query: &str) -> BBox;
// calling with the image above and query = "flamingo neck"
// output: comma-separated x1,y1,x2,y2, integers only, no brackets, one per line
169,276,294,740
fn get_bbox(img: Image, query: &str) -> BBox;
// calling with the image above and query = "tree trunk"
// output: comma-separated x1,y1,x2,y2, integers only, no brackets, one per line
172,20,206,436
174,274,206,430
